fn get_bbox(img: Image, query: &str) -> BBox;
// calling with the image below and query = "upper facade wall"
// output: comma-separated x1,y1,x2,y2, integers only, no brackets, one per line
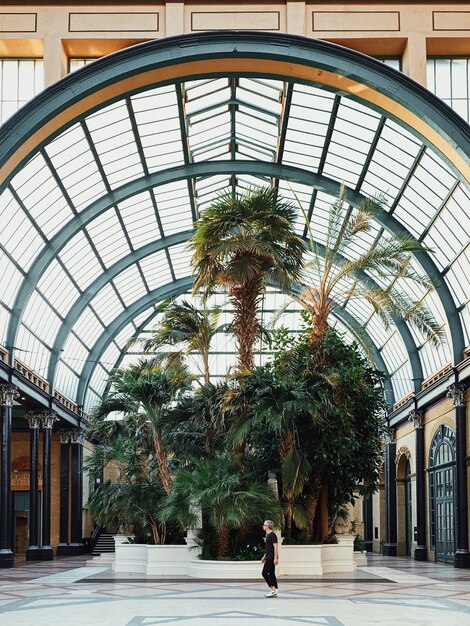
2,2,470,86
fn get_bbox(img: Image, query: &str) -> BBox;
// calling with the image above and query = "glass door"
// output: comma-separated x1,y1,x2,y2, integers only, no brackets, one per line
435,465,455,564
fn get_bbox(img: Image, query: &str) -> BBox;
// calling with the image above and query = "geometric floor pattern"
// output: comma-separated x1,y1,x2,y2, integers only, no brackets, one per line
0,555,469,625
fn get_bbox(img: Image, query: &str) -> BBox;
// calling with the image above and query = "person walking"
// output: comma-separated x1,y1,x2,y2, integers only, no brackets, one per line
261,519,279,597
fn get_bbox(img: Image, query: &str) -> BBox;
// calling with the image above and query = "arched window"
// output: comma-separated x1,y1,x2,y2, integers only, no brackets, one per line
429,425,456,564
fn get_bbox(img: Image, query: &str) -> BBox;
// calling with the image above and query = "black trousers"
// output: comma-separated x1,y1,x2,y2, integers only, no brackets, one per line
262,558,278,589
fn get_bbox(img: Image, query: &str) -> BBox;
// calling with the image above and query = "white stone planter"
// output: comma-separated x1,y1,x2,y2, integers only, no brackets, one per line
353,550,368,566
113,543,148,573
188,558,261,579
147,545,190,576
113,534,357,577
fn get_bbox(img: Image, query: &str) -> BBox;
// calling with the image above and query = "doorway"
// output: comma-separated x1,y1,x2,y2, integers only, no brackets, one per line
404,461,412,557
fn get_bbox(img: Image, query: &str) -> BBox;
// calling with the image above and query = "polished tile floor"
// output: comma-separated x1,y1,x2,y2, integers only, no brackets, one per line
0,554,469,625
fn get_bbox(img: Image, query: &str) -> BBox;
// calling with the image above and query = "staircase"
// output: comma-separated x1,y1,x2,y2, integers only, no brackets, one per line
86,532,117,567
92,533,116,557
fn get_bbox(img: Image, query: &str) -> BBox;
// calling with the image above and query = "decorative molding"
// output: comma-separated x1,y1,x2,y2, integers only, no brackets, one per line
39,412,59,430
0,12,37,33
395,446,411,465
408,409,424,429
69,12,159,33
0,383,19,406
69,429,85,445
59,430,72,444
312,11,400,33
24,412,42,430
446,382,466,407
191,11,280,32
384,429,396,445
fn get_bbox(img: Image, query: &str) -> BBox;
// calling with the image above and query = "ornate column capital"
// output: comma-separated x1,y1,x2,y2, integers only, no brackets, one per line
24,412,42,429
0,384,19,406
69,429,84,445
39,412,59,430
408,409,424,429
384,428,396,445
447,383,466,407
58,430,71,444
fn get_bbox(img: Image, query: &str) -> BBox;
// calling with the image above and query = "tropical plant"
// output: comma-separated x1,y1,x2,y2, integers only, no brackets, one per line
159,456,282,558
134,298,227,385
85,414,173,544
95,356,194,495
297,186,445,347
190,186,305,371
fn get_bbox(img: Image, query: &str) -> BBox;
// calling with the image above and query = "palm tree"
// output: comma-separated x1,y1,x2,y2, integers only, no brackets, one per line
226,365,322,539
96,356,194,495
160,456,282,558
136,298,227,386
297,187,445,347
191,187,306,371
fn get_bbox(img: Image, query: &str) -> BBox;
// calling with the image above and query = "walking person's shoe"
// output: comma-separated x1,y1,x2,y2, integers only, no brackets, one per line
265,588,278,597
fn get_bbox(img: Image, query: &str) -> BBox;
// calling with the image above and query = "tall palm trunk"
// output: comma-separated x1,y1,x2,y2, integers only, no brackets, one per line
230,276,262,371
216,522,230,558
153,432,172,495
280,430,296,538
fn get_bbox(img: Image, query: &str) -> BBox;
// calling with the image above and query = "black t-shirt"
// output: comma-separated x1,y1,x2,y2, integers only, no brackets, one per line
265,531,278,560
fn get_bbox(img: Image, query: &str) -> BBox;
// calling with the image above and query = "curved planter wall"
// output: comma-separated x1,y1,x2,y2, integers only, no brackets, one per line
113,535,361,578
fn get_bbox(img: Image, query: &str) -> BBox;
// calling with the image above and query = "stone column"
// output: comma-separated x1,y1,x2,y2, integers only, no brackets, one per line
382,430,397,556
40,412,58,560
56,431,71,555
447,383,470,568
0,384,19,568
69,430,85,554
363,495,373,553
24,413,42,561
409,409,427,561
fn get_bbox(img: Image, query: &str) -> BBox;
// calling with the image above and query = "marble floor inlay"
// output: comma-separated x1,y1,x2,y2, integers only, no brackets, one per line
0,555,469,625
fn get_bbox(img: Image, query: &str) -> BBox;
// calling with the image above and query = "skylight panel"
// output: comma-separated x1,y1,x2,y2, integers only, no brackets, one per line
46,124,107,212
89,364,110,394
112,265,147,307
445,253,470,306
168,242,192,279
390,362,413,400
16,325,50,374
59,232,103,290
72,307,105,349
36,260,80,318
113,322,138,350
139,250,173,291
0,188,44,271
89,283,125,327
153,182,192,235
61,333,91,376
117,191,162,249
86,208,131,268
381,330,408,373
0,251,23,308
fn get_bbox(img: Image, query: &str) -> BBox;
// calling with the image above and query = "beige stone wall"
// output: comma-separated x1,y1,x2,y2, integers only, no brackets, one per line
394,394,464,559
1,2,470,86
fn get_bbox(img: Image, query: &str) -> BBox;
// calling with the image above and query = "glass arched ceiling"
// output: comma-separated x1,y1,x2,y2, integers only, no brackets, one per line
0,32,468,413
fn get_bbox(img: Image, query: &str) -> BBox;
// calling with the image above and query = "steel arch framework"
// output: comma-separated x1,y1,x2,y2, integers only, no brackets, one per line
0,31,468,408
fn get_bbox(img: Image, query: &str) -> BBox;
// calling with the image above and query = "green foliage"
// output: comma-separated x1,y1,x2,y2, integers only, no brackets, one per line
354,535,366,552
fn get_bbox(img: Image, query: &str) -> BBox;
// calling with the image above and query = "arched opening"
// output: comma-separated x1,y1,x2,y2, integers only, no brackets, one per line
396,448,412,557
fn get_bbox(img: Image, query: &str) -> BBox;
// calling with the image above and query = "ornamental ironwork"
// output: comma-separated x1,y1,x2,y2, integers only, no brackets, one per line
446,383,466,407
408,409,424,429
0,383,19,406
